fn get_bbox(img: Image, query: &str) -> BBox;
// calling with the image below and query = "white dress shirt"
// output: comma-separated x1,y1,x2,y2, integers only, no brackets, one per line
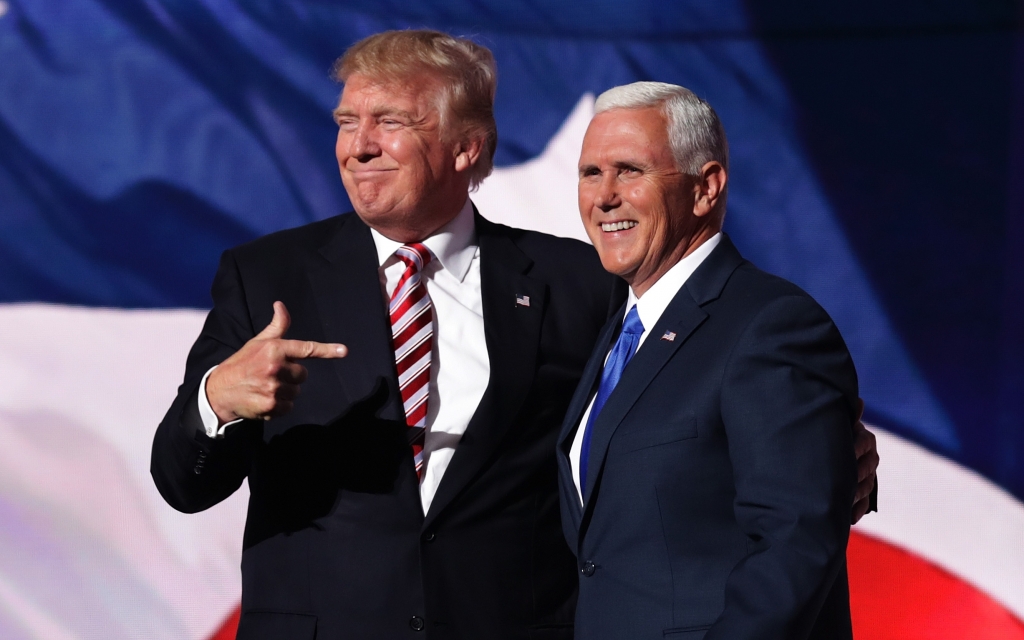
198,198,489,514
569,233,722,503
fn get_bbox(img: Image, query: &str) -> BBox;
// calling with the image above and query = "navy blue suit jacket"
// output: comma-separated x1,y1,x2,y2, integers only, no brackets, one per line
557,235,858,640
151,211,623,640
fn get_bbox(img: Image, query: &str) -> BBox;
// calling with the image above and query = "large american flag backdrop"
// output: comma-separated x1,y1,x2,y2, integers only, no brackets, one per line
1,1,1022,638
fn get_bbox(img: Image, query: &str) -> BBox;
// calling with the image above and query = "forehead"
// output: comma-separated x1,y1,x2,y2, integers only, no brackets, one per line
580,107,673,165
337,73,439,112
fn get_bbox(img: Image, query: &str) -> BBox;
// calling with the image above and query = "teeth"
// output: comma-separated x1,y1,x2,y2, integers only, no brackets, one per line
601,221,637,232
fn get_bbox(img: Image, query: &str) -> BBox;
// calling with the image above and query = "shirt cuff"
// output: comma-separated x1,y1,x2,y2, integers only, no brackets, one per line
198,366,243,439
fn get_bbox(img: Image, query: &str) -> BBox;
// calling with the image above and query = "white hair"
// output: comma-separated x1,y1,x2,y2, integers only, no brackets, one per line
594,81,728,178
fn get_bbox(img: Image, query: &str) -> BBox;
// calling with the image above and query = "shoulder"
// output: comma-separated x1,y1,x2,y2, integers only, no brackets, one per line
477,215,624,320
728,261,816,306
718,261,849,361
699,236,822,315
700,242,840,342
477,216,609,280
227,213,355,264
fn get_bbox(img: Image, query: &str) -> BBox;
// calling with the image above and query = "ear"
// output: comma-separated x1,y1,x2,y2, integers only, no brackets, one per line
692,161,727,218
454,135,486,173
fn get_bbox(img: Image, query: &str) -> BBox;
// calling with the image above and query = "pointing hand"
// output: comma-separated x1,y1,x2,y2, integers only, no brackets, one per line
206,301,347,424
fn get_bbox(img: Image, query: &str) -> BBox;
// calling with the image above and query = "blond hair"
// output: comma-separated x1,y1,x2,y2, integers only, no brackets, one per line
334,30,498,189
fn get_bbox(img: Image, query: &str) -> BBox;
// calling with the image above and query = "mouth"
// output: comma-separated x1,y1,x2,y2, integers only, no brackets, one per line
347,167,396,175
600,220,638,232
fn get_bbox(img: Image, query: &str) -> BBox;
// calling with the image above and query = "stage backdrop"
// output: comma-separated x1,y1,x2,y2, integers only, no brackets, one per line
1,1,1022,638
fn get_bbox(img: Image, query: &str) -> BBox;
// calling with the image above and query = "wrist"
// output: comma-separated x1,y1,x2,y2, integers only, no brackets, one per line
203,366,237,427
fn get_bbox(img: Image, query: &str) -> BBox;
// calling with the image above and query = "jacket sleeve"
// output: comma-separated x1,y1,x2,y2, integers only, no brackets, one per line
150,250,261,513
705,294,858,640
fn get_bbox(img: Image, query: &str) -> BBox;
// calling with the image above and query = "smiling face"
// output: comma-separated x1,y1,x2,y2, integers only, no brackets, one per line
578,106,724,297
334,73,479,242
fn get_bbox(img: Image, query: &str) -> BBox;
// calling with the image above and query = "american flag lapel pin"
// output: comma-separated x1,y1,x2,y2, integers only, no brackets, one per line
516,294,530,307
661,330,677,342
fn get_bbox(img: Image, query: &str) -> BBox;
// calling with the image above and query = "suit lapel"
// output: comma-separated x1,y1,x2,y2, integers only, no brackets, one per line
305,214,406,425
578,235,746,532
423,216,548,528
555,305,623,528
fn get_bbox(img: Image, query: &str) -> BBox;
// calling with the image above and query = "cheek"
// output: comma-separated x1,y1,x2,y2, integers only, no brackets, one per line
379,136,403,161
334,133,346,160
582,220,602,247
578,182,604,212
577,185,592,212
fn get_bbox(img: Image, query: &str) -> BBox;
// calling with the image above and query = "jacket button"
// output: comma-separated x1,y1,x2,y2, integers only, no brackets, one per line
581,561,596,577
193,466,202,475
409,616,424,631
424,531,436,542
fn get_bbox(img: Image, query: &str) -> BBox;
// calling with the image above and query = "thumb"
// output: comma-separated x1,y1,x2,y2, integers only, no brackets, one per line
857,397,865,422
256,301,291,340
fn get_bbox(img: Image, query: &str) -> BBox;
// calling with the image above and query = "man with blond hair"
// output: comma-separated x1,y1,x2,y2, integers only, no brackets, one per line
152,31,877,640
152,29,619,640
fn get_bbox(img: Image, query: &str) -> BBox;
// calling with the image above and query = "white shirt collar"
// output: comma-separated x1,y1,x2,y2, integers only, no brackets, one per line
627,233,722,334
369,197,477,282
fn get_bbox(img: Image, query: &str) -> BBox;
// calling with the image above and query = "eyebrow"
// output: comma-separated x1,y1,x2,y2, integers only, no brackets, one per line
332,106,420,122
577,160,644,174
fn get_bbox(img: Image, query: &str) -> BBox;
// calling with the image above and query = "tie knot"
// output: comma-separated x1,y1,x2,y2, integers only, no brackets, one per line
395,243,432,271
621,305,644,336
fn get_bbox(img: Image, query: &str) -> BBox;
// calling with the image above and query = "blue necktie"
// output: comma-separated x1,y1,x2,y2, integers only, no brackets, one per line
579,305,645,500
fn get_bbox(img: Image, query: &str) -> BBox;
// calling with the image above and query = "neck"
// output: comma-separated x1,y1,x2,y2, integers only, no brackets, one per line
628,226,719,298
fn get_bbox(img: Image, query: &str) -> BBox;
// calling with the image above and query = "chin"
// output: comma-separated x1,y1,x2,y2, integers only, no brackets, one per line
598,256,636,281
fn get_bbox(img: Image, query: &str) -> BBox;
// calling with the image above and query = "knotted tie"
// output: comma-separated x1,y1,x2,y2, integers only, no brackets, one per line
390,243,433,481
579,305,645,499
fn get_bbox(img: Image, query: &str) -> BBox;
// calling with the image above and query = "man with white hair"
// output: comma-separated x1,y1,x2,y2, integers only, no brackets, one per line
556,81,859,639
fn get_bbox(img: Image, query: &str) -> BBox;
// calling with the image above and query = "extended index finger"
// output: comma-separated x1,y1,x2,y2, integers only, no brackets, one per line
280,339,348,360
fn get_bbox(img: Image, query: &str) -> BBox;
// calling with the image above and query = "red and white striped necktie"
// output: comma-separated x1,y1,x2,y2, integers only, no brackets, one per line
389,243,433,481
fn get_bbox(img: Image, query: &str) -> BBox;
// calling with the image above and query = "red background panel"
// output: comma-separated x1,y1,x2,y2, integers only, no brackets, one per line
849,532,1024,639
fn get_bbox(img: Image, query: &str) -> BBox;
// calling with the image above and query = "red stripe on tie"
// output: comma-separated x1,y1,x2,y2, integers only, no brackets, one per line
397,341,431,379
390,243,433,481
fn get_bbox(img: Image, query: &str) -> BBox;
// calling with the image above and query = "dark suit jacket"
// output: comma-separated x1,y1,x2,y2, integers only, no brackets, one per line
556,235,858,640
151,211,623,640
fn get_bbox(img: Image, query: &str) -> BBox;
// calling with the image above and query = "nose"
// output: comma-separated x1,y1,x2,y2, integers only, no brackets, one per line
594,171,621,211
349,120,381,162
